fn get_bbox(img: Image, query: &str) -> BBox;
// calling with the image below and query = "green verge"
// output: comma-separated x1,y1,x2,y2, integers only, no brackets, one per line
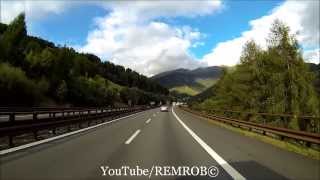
181,108,320,160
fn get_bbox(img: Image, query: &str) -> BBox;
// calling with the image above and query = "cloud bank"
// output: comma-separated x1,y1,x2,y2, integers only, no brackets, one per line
80,1,222,76
1,0,69,23
2,0,319,76
203,0,320,66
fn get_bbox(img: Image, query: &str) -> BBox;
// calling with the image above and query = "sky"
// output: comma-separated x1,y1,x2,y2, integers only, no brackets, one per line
1,0,319,76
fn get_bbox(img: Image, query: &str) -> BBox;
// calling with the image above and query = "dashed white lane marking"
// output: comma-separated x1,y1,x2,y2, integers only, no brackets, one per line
125,129,141,144
0,110,147,155
146,118,151,124
172,108,246,180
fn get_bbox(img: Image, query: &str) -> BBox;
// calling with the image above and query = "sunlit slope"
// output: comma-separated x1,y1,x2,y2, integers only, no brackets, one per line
152,67,221,96
170,78,218,96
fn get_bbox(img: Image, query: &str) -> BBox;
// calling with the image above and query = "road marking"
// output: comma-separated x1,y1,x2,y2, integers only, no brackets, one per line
0,110,148,155
172,108,246,180
153,114,156,117
125,129,141,144
146,118,151,124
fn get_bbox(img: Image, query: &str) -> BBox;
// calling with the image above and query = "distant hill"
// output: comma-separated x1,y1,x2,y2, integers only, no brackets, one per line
151,66,222,96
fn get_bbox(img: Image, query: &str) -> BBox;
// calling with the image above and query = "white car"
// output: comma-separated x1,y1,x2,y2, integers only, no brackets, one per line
160,106,168,112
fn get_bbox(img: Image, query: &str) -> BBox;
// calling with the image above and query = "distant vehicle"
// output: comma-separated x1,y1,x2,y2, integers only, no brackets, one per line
160,106,168,112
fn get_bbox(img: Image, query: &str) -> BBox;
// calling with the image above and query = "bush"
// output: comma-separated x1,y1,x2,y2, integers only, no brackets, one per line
0,63,47,105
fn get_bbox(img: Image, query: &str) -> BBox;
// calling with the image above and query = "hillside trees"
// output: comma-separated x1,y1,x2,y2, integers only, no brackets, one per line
0,14,26,66
198,20,319,131
0,13,168,106
0,63,48,105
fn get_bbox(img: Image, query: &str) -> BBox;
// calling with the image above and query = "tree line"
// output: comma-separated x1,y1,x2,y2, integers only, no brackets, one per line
0,14,169,106
192,20,320,131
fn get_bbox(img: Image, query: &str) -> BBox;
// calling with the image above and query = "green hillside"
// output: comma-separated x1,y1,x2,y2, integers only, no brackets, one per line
0,14,169,106
152,67,221,96
169,78,218,96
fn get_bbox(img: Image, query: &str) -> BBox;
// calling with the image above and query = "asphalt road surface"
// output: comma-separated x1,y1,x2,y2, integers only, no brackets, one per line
0,106,319,180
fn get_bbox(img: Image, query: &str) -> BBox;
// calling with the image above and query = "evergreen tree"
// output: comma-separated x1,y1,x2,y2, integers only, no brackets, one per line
0,13,26,65
199,20,319,131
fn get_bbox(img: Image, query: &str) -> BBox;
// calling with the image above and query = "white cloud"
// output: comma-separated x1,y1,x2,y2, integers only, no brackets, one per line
203,0,320,66
3,0,317,76
1,0,222,76
0,0,70,24
80,1,222,76
105,0,222,20
304,49,320,64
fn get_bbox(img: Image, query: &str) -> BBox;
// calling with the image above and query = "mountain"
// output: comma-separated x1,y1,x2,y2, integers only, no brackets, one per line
151,66,222,96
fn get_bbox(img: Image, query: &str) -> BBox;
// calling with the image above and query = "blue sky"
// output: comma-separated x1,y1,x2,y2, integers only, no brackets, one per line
171,0,283,58
2,0,319,76
28,4,107,46
27,0,282,58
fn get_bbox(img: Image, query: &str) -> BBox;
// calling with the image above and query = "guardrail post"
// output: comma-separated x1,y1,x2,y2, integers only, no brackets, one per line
305,141,311,147
9,113,15,122
52,128,56,135
33,113,38,120
280,116,286,128
33,130,39,140
8,135,14,147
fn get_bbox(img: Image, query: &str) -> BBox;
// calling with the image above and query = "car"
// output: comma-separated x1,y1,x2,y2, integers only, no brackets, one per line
160,106,168,112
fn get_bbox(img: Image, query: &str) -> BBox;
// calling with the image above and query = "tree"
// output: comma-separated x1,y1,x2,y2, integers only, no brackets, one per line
0,63,47,105
0,13,26,65
198,20,319,131
56,80,68,102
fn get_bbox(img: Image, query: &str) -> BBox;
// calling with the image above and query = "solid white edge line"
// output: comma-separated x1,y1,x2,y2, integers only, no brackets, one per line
125,129,141,144
172,107,246,180
146,118,151,124
0,110,148,155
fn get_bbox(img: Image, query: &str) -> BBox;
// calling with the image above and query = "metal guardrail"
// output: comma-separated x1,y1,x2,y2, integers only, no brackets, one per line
191,108,320,133
0,106,153,148
180,107,320,147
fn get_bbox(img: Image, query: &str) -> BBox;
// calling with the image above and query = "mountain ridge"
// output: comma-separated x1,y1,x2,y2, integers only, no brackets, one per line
151,66,222,96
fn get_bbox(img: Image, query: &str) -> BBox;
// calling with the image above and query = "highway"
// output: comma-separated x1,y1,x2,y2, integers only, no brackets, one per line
0,106,319,179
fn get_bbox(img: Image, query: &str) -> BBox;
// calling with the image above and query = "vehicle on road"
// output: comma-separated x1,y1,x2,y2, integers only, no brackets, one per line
160,106,168,112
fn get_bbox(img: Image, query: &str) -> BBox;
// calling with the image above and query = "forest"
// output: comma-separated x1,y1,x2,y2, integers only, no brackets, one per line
192,20,320,131
0,14,169,107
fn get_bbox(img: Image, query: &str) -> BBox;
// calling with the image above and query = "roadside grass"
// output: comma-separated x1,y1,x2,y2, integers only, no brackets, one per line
183,109,320,160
